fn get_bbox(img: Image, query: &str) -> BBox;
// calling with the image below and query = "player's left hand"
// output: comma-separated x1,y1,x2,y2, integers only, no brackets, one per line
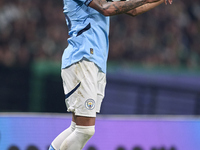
165,0,172,5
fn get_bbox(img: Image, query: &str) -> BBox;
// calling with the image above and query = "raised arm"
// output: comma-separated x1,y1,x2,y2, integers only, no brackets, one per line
88,0,161,16
126,0,172,17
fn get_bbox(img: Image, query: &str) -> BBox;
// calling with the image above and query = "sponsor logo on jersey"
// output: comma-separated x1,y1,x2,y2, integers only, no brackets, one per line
85,99,95,110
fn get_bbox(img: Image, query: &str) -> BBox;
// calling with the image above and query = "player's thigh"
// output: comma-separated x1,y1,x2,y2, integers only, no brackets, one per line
61,59,99,117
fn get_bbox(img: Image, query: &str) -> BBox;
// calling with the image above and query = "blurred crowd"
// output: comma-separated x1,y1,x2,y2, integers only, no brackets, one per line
0,0,67,68
0,0,200,69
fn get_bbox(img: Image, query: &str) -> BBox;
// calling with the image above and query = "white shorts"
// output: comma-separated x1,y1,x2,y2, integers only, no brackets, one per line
61,59,106,117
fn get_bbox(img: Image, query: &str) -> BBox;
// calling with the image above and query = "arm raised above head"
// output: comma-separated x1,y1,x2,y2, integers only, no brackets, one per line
88,0,161,16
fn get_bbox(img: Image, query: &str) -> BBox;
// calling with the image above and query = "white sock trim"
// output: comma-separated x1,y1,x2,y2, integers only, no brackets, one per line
76,125,95,136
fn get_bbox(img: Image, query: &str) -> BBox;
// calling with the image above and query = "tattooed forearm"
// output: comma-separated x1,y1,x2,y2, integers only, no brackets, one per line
102,0,146,16
96,0,107,6
126,0,164,17
112,4,119,14
89,0,148,16
113,0,146,15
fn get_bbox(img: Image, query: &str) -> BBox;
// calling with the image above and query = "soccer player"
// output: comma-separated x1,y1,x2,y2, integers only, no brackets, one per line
49,0,173,149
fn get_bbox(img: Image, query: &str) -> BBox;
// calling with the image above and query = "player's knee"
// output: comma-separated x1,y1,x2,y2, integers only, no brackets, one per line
76,125,95,137
59,126,95,150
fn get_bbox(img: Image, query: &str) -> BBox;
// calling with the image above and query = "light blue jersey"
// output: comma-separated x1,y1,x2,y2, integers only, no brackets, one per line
62,0,110,73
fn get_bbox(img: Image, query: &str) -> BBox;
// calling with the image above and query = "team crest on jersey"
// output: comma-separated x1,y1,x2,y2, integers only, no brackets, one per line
85,99,95,110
